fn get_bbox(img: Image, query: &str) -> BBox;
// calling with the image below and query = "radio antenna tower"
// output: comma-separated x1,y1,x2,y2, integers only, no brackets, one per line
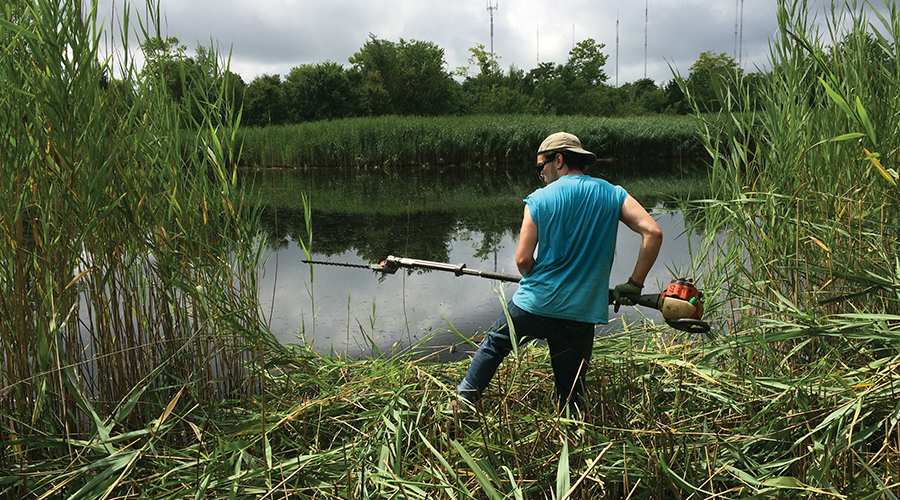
739,0,744,66
733,0,744,65
644,0,648,78
487,0,498,56
616,14,619,87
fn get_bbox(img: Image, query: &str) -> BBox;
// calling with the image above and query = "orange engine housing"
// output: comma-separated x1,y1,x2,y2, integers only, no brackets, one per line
660,278,704,320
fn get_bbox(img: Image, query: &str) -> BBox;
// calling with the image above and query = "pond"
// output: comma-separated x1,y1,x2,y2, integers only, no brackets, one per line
245,162,707,359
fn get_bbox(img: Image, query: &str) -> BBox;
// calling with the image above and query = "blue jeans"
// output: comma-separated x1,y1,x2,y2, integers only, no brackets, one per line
457,300,595,412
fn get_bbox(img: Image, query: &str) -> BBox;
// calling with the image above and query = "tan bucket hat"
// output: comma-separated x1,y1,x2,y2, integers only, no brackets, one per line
537,132,596,166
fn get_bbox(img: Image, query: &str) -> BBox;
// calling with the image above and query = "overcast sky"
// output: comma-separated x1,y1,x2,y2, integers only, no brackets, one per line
96,0,890,86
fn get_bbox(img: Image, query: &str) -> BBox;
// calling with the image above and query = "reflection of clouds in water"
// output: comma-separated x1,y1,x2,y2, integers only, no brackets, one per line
258,235,519,355
259,210,699,356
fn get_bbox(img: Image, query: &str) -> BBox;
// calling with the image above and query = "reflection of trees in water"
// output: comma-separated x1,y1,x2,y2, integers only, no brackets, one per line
249,163,711,264
456,209,520,260
257,205,522,264
249,166,531,263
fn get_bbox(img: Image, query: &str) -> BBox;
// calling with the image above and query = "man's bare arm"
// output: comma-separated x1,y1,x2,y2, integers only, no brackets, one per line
619,195,663,286
516,206,538,276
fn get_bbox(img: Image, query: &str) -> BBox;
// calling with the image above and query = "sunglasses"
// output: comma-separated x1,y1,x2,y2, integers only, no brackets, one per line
535,157,555,177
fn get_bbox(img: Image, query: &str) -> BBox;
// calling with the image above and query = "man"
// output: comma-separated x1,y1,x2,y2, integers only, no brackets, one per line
453,132,663,414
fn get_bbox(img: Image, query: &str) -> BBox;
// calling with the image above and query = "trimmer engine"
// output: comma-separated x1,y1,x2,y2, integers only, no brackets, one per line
659,278,704,320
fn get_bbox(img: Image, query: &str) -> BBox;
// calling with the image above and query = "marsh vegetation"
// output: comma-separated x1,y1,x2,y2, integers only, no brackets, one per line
1,0,899,498
236,114,707,168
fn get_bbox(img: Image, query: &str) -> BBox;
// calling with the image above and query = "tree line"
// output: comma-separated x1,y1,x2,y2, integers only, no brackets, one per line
137,34,763,128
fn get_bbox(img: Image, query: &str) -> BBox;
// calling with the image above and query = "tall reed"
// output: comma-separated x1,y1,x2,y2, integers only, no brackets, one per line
676,0,900,491
689,0,899,328
0,0,270,486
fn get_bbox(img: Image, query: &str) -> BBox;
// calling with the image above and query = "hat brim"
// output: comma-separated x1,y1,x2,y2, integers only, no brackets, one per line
565,148,597,166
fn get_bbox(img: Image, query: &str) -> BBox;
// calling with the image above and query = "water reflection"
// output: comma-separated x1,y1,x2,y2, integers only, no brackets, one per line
246,167,705,358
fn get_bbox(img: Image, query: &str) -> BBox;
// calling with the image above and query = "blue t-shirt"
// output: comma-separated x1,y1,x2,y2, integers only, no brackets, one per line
512,175,627,324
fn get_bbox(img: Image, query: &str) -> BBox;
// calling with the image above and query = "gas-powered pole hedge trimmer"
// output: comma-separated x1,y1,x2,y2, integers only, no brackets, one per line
303,255,710,334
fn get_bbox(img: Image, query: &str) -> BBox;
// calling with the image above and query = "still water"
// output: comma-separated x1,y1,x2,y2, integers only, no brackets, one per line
247,165,704,358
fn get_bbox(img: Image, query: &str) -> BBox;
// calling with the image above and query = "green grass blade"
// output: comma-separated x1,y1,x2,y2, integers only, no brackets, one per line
555,439,570,500
450,439,502,500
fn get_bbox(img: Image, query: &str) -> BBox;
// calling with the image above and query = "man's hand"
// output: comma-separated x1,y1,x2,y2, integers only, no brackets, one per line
613,278,644,311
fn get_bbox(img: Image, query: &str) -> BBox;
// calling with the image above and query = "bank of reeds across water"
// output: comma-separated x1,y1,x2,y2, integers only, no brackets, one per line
237,114,708,169
3,0,900,498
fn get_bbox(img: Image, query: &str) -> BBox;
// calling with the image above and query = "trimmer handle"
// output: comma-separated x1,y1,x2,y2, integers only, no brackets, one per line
609,292,662,310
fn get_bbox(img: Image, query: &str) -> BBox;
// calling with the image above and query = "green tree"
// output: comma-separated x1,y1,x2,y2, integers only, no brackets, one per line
527,62,565,114
347,36,395,115
620,78,666,114
663,79,688,114
243,74,286,127
457,44,502,79
579,85,624,116
393,38,460,115
685,51,743,112
526,39,613,116
565,38,609,87
464,83,545,115
349,35,461,116
284,62,359,122
459,46,543,115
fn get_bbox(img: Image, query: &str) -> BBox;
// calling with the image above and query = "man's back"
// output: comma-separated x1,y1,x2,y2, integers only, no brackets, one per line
512,175,627,324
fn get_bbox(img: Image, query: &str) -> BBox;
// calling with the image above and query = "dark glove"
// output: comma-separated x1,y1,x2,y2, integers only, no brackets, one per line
613,278,643,311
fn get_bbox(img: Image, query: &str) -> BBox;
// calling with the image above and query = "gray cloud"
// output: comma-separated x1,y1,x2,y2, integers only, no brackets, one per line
98,0,890,85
